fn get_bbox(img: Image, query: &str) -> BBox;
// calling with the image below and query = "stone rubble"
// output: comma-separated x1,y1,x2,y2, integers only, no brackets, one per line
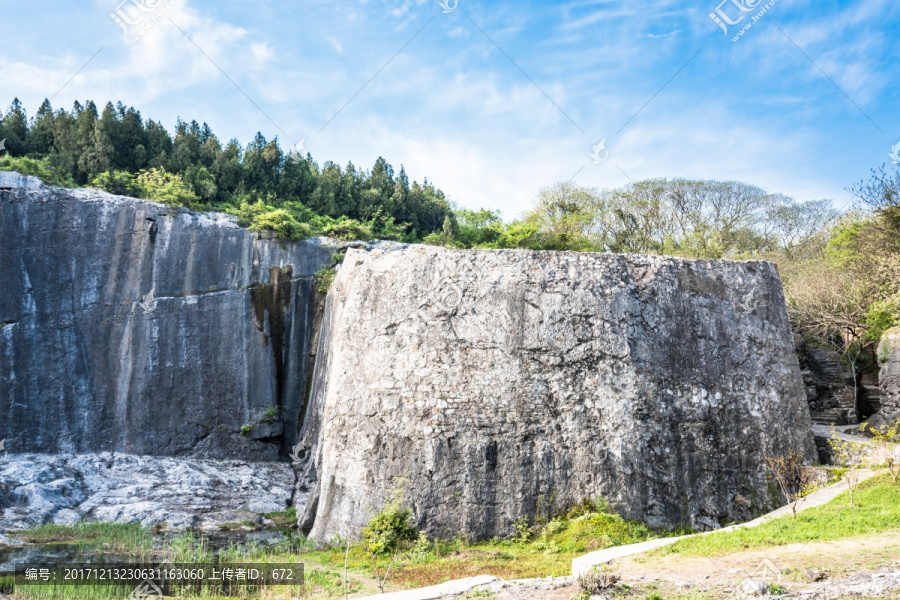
0,453,299,533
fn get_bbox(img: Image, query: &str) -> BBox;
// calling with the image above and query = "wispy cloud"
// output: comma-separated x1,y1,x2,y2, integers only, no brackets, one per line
2,0,898,218
648,30,680,38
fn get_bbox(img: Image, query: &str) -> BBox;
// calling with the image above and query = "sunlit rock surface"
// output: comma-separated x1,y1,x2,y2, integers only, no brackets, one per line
0,172,334,460
302,246,815,540
0,452,296,531
870,327,900,429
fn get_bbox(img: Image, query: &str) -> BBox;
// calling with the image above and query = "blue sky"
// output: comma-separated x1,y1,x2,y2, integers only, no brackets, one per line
2,0,898,217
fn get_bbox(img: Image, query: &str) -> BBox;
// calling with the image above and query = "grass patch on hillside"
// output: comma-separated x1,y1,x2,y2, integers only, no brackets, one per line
5,500,670,596
655,474,900,558
302,500,668,588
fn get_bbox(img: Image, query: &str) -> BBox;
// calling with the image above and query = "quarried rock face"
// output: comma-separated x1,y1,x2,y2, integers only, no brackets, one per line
0,172,335,460
302,246,815,540
870,328,900,429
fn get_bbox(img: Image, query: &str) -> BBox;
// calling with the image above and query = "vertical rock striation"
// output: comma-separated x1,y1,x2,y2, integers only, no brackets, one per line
302,246,815,540
0,172,335,460
869,328,900,429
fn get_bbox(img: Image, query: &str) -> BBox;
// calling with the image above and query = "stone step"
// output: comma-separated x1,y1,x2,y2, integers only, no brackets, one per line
811,408,850,426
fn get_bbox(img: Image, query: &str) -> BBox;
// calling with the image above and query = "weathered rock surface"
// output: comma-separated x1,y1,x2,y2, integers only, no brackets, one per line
0,453,296,532
788,568,900,599
795,339,860,425
302,246,815,541
869,327,900,429
0,172,336,460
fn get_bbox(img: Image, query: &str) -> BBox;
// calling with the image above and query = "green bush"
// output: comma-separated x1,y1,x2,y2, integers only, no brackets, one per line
362,486,418,555
135,167,199,206
230,200,270,228
316,267,336,294
321,218,372,241
0,155,76,187
90,170,142,197
251,208,311,241
261,405,278,423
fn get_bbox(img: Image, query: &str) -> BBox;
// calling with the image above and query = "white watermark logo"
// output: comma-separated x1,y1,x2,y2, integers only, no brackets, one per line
736,288,758,314
439,0,458,13
709,0,778,41
590,443,608,463
129,580,163,600
890,141,900,165
709,0,758,34
731,558,782,598
433,259,483,312
286,139,306,165
590,139,609,164
110,0,181,42
290,442,310,466
139,289,158,314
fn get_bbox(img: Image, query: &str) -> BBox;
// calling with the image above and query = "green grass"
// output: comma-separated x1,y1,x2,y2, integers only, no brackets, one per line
656,474,900,558
11,522,153,554
263,507,298,528
300,504,669,588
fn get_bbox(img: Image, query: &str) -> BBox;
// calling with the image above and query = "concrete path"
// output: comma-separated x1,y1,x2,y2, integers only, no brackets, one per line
572,468,880,576
357,575,499,599
813,424,871,443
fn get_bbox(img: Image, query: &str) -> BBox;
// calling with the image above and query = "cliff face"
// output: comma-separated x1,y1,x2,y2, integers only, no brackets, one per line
303,246,815,540
0,172,334,460
870,328,900,429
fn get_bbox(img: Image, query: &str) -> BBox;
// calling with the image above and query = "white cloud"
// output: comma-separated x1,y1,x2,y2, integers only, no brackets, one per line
250,42,274,62
326,35,344,54
648,30,680,38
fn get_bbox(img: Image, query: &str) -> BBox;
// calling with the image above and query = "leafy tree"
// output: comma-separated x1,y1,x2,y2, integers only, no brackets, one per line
0,98,28,157
90,171,141,197
764,451,821,519
135,167,199,206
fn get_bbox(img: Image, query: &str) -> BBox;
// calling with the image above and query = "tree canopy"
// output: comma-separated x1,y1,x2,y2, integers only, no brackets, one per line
0,97,452,242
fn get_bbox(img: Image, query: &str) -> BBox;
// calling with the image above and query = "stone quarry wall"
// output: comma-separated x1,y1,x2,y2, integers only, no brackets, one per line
302,246,815,540
870,328,900,429
796,340,859,425
0,172,335,460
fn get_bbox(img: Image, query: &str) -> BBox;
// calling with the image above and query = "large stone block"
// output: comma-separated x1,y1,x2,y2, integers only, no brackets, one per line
302,246,815,540
0,172,335,459
869,328,900,429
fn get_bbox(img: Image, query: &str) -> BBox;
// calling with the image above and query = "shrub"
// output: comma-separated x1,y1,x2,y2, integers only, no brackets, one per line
512,517,533,543
362,484,418,555
316,267,336,294
322,218,372,241
577,565,620,594
869,418,900,484
0,155,76,187
261,405,278,423
251,208,311,241
90,170,141,197
135,167,199,206
231,200,270,227
566,496,609,519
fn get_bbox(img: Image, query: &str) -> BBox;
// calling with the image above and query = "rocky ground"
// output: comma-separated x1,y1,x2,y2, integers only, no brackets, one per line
457,568,900,599
0,453,300,532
